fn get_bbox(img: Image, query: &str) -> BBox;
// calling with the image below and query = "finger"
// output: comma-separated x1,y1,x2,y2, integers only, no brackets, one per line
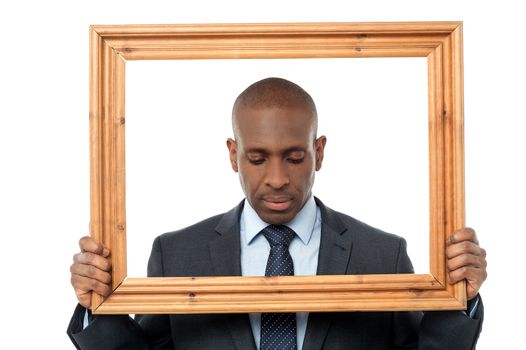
73,251,112,272
447,253,487,272
75,289,92,309
466,287,480,301
71,274,112,297
446,241,484,259
70,263,112,284
447,227,478,246
448,265,487,286
449,269,487,300
79,236,110,257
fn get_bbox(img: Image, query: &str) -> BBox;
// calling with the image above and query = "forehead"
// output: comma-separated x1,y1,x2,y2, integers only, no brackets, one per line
234,106,315,148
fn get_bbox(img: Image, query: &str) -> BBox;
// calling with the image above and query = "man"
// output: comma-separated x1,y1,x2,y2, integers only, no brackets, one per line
68,77,487,349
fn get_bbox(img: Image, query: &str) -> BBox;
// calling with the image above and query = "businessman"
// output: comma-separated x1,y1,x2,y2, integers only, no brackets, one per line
69,77,487,349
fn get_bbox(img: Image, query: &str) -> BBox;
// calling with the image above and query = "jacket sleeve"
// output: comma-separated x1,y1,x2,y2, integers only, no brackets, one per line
66,236,172,350
418,298,484,349
66,303,149,350
393,237,484,350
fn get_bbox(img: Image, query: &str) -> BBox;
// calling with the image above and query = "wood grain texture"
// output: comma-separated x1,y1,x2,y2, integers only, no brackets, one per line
89,21,467,314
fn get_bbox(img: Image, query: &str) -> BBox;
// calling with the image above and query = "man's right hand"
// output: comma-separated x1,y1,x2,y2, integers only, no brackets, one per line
70,236,112,309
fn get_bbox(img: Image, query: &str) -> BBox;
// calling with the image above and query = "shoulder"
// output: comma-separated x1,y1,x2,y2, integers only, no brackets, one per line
335,209,402,245
318,198,404,247
147,203,243,276
154,201,243,248
155,213,225,251
317,199,410,273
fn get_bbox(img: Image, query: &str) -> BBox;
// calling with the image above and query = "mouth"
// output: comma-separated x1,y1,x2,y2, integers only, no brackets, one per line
262,196,293,211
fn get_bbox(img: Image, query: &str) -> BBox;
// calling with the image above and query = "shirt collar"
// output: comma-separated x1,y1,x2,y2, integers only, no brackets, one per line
242,195,317,246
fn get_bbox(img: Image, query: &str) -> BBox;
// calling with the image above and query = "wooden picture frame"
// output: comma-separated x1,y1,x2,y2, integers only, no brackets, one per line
89,21,466,314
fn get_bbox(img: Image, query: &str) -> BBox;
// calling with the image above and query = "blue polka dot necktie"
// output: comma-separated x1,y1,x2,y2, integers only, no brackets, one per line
260,225,297,350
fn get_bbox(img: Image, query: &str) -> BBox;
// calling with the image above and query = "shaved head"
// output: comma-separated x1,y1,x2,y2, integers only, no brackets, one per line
226,77,326,224
232,77,318,140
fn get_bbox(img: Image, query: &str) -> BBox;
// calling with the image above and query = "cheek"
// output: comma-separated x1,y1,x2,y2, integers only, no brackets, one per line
292,161,316,187
238,166,262,195
300,172,315,192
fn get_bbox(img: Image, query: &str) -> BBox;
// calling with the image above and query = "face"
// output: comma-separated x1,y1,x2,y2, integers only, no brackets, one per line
227,105,326,225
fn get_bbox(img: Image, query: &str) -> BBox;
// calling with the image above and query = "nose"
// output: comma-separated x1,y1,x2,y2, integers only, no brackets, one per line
264,159,290,189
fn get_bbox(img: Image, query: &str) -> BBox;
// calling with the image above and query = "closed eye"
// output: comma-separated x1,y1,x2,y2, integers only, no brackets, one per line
248,158,265,165
288,157,304,164
287,150,306,164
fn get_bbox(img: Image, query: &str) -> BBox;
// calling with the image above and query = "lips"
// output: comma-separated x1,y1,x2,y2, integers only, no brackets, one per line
262,196,293,211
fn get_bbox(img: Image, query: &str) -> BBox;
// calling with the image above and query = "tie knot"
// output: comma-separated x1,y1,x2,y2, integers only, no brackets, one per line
262,225,295,247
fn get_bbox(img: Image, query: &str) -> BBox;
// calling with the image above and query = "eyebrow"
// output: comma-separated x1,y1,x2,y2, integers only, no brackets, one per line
245,146,307,156
245,148,268,155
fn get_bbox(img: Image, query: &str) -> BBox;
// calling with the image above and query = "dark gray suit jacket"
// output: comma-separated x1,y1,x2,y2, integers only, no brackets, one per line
68,198,483,349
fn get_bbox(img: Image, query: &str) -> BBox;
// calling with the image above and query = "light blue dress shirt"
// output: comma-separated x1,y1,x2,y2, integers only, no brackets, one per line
240,195,322,350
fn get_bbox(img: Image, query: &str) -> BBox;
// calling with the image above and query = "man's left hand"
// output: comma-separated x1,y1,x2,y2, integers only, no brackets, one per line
446,227,487,300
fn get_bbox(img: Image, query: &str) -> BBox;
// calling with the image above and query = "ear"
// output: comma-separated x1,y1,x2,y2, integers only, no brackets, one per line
314,136,327,171
226,138,239,172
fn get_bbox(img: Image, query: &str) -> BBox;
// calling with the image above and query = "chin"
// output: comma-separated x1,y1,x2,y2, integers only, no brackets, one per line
261,211,295,225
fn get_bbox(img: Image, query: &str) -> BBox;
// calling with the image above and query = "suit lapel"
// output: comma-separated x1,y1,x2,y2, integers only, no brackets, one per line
209,201,257,350
209,203,243,277
315,201,353,276
303,198,353,350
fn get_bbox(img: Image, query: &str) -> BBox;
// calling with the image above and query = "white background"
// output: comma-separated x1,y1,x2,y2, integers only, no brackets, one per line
0,1,524,348
126,57,430,276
